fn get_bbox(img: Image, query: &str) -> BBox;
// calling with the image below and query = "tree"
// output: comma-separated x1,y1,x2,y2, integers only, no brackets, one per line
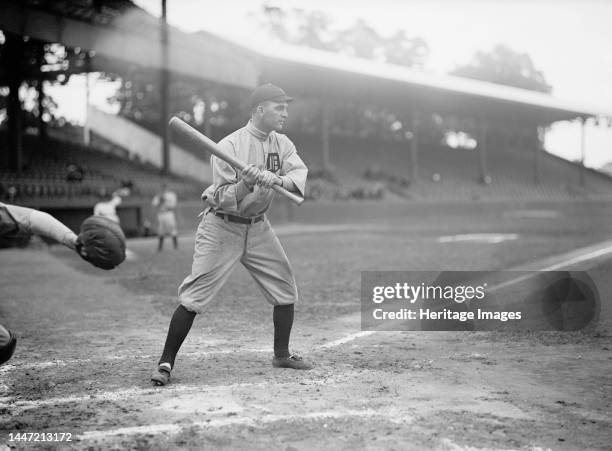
253,5,429,69
0,31,91,129
383,31,428,69
334,19,383,60
451,44,551,93
110,72,245,140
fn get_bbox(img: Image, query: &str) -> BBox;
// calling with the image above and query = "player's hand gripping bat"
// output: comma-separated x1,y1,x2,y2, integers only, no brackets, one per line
169,117,305,205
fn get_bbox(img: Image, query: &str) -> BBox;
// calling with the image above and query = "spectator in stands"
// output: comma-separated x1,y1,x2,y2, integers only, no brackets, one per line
93,187,130,224
120,180,134,191
66,163,84,183
7,186,17,203
152,182,178,251
142,218,153,237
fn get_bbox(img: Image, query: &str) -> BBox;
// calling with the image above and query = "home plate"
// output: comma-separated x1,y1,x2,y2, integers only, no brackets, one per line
157,391,244,415
438,233,519,244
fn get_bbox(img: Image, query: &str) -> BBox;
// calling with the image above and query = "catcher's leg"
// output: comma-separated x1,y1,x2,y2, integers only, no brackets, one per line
0,324,17,366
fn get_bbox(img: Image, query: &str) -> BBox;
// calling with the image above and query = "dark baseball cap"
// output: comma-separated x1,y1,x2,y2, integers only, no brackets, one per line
249,83,294,108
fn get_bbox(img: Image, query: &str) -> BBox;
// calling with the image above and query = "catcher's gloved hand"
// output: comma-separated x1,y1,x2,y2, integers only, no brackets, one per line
0,324,16,366
76,216,126,270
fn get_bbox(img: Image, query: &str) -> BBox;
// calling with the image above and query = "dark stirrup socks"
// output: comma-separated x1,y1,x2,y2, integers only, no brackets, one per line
273,304,294,358
159,305,196,369
159,304,294,367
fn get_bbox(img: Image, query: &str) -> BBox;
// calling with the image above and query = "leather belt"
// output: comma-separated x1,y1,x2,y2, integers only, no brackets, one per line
213,211,264,225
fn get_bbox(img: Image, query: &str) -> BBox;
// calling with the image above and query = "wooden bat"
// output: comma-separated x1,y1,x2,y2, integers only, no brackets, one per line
169,117,305,205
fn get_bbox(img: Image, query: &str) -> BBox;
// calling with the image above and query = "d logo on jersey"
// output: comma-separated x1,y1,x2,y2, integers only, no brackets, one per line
266,153,280,173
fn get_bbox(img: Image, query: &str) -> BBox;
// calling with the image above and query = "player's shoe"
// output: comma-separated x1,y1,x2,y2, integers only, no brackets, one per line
272,353,313,370
151,364,171,386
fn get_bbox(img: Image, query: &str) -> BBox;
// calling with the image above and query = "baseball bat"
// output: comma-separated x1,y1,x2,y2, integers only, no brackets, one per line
169,117,305,205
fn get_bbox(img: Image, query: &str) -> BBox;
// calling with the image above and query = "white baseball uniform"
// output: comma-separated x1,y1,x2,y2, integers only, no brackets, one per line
93,195,122,223
178,121,307,313
152,190,178,236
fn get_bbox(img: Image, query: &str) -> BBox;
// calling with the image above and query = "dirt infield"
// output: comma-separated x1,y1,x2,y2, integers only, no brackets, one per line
1,206,612,450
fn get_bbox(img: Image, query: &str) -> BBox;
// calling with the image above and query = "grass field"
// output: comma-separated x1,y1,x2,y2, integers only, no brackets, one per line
1,201,611,450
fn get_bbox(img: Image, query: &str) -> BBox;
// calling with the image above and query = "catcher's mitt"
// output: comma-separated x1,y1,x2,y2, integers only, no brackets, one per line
0,325,16,365
77,215,126,270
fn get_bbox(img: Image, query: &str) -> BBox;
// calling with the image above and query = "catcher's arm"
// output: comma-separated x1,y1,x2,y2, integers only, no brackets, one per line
4,204,78,250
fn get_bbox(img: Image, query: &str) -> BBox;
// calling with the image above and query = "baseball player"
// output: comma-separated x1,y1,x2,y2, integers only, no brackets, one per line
0,202,126,365
151,83,312,386
0,202,80,251
0,324,17,366
152,183,179,251
0,202,80,365
93,187,130,223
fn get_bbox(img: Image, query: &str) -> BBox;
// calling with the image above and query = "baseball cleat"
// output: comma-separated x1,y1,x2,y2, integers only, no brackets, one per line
272,354,313,370
151,366,171,386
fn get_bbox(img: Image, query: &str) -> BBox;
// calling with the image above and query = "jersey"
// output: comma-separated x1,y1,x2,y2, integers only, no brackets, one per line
202,121,308,217
153,191,178,236
94,195,122,223
152,191,178,213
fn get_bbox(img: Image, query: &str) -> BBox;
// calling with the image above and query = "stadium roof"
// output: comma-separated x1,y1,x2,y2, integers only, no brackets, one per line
216,35,612,125
1,0,608,125
0,0,257,89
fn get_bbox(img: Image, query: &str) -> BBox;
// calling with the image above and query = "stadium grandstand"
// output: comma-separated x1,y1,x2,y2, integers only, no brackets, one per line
1,0,612,235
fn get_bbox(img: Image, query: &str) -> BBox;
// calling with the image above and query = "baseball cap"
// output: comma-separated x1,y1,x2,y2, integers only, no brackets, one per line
249,83,294,108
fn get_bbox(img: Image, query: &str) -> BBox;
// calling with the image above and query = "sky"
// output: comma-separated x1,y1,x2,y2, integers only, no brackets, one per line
53,0,612,167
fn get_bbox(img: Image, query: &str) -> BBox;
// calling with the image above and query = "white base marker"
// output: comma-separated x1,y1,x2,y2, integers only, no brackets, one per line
438,233,519,244
78,409,408,441
318,331,375,349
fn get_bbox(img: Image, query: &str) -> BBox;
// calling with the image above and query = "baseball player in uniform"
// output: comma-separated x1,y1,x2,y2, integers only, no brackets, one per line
151,84,312,386
152,183,179,251
0,202,126,365
0,202,81,365
93,187,130,223
0,202,80,250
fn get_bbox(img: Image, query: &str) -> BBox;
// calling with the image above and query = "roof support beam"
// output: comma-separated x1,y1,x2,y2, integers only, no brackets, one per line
580,118,587,188
160,0,169,175
534,126,542,184
5,32,24,173
478,120,489,184
410,112,420,184
321,103,331,171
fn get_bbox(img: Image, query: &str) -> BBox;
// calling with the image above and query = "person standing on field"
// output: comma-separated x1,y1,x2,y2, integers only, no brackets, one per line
151,83,312,387
152,183,178,251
